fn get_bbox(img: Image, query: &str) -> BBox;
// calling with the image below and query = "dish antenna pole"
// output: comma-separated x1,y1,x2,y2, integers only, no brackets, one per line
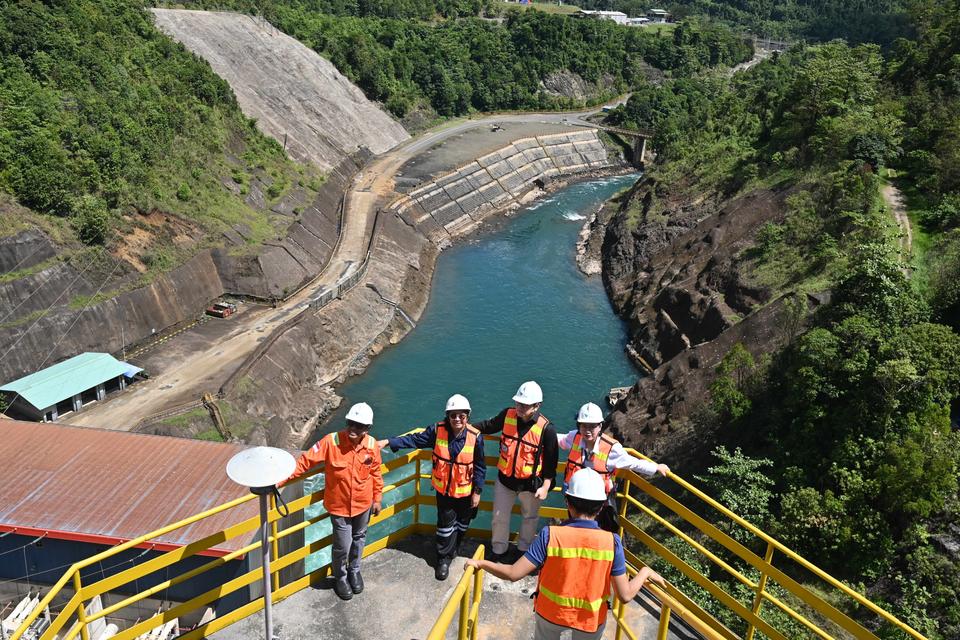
226,447,296,640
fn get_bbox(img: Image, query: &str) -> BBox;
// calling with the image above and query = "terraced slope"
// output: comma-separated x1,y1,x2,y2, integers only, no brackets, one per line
391,130,612,241
151,9,409,171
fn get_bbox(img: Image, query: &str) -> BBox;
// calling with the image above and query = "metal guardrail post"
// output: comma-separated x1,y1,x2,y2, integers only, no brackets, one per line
470,546,484,640
270,492,281,593
413,457,421,525
73,572,90,640
657,605,672,640
744,542,775,640
618,478,630,539
458,583,469,639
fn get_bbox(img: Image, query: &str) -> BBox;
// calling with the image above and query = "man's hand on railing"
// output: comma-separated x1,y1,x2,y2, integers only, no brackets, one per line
655,464,670,477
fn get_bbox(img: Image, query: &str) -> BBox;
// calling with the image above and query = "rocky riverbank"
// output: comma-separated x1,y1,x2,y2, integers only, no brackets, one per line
595,177,823,463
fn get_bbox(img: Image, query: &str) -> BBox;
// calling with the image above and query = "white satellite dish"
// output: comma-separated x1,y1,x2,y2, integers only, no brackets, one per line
226,446,296,491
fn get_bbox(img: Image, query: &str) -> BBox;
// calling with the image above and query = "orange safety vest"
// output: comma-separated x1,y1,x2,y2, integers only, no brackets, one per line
564,433,616,495
497,408,549,480
432,422,480,498
534,525,615,632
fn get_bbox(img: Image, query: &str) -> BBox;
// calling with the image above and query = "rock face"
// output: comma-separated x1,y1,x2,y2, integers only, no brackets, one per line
540,70,618,102
151,9,410,171
599,179,801,461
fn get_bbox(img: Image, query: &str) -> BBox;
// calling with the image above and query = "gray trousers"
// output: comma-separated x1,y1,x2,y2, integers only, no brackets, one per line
534,613,606,640
331,509,371,581
492,479,544,554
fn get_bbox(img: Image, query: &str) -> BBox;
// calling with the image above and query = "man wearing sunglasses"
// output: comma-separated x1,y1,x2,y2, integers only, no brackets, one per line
285,402,383,601
473,381,559,564
378,394,486,580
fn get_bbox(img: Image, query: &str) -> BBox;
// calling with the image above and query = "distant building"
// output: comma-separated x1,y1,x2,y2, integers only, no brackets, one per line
577,9,629,25
627,16,651,26
647,8,671,23
0,352,142,422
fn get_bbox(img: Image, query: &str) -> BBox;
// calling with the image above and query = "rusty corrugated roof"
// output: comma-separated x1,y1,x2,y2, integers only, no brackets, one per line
0,420,261,554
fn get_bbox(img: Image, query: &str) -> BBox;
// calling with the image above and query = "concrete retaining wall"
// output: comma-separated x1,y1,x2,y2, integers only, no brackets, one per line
391,130,612,242
0,251,225,383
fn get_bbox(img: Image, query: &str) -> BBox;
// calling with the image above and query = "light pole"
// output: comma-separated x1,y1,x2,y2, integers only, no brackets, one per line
226,447,296,640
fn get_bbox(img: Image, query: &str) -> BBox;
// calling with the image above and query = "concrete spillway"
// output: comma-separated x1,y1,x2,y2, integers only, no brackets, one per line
391,130,613,241
151,9,410,171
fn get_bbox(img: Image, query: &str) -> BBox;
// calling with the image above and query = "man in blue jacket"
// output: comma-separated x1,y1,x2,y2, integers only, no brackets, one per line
379,394,486,580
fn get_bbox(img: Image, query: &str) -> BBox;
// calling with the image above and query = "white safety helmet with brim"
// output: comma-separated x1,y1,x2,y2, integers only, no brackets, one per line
512,380,543,405
445,394,471,413
346,402,374,426
577,402,604,424
566,468,607,501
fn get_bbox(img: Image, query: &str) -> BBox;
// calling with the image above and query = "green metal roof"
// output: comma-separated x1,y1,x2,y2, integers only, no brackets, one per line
0,352,141,411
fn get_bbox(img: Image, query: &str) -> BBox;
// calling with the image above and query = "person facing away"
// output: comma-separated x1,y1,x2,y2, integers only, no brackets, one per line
283,402,383,601
561,402,670,532
473,380,559,563
378,393,486,581
465,468,665,640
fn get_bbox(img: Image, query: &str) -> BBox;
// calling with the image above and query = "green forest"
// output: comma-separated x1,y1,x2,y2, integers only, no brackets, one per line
605,0,960,636
0,0,327,265
177,0,751,118
2,0,960,637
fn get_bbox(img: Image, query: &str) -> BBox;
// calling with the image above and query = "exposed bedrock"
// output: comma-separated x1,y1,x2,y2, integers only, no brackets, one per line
600,181,804,461
150,9,409,171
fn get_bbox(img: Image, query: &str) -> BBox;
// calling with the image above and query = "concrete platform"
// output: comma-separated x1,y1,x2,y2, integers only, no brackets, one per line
212,535,702,640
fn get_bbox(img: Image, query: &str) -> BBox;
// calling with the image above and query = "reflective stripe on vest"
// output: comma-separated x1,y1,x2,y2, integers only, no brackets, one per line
564,434,616,494
497,408,548,479
534,526,615,632
332,432,375,450
432,422,479,498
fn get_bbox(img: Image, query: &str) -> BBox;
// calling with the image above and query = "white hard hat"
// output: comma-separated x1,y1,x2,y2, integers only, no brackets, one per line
566,468,607,501
577,402,604,424
445,394,471,413
345,402,374,426
512,381,543,404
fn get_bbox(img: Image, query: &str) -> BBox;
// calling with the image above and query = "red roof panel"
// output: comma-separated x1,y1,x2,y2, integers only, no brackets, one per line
0,420,262,555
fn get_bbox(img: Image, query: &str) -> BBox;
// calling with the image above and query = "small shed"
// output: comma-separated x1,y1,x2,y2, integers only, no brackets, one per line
647,8,671,22
0,352,142,422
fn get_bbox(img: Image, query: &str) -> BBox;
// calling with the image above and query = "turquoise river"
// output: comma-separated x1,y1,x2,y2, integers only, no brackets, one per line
304,173,642,568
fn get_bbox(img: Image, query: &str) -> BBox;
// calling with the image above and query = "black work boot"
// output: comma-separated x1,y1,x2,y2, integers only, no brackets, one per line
333,577,353,601
348,570,364,594
435,559,450,581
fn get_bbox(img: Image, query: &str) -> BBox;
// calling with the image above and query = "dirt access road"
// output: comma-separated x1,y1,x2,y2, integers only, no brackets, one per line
67,110,604,430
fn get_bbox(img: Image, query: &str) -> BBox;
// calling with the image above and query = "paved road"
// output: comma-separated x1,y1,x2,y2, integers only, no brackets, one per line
66,107,615,431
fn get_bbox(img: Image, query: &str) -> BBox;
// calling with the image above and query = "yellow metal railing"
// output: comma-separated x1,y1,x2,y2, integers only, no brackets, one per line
11,450,928,640
426,545,485,640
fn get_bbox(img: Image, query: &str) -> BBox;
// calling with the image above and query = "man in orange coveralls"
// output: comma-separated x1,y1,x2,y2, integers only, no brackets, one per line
285,402,383,601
